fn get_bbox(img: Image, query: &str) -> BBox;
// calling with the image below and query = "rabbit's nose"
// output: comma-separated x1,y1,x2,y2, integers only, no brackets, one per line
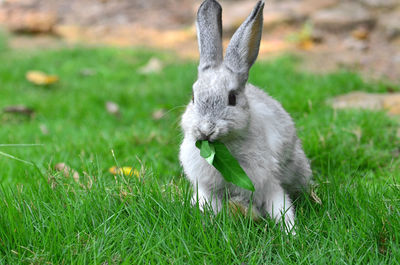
199,131,214,141
198,122,215,140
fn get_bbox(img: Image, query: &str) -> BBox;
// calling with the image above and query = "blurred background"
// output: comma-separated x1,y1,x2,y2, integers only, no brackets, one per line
0,0,399,82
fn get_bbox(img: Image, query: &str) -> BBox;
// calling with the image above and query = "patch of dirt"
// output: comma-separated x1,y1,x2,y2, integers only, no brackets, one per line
329,91,400,115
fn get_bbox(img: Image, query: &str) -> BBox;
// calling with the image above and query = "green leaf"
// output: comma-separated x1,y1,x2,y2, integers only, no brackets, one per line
196,140,215,165
195,140,255,192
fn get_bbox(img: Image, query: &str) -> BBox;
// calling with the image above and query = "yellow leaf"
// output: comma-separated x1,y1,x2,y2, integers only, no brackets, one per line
310,188,322,205
26,70,59,85
109,166,140,177
298,40,314,50
351,27,369,40
228,200,261,222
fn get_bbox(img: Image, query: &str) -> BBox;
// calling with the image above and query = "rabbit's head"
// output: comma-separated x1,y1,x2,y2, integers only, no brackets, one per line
182,0,264,142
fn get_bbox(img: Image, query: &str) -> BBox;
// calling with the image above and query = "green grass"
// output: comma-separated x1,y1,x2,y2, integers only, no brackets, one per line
0,36,399,263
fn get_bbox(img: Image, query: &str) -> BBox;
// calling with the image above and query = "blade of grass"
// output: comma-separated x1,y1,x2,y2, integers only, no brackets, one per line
0,144,44,147
0,151,33,165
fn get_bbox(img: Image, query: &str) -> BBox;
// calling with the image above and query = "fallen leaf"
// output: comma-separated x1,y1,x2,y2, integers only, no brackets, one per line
39,124,49,135
382,95,400,115
26,70,58,85
80,68,96,76
105,101,120,117
137,58,163,74
298,39,314,50
228,200,247,216
83,172,93,189
288,22,316,51
310,188,322,205
228,200,261,222
3,105,35,116
54,162,70,175
47,175,57,189
352,27,369,40
352,126,362,143
152,109,166,120
109,166,140,178
72,171,80,182
54,162,80,182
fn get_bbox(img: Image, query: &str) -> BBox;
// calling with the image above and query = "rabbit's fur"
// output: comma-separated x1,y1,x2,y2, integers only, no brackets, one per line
179,0,312,232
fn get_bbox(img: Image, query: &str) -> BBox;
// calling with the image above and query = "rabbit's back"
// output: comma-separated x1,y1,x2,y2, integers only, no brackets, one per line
242,83,312,196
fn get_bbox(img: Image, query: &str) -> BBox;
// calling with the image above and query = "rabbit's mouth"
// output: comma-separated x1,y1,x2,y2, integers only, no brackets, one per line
193,125,234,142
194,128,219,142
192,117,248,142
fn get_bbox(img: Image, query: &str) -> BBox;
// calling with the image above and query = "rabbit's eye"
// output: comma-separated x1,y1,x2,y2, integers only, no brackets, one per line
228,92,236,106
192,93,194,103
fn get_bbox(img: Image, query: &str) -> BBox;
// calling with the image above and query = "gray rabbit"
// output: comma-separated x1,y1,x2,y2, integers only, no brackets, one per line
179,0,312,232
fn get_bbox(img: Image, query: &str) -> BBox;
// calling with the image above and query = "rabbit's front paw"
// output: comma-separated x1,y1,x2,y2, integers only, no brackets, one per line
191,188,222,213
191,192,208,211
265,186,296,234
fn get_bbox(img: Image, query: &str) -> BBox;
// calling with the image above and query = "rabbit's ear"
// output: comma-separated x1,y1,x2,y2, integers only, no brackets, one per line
196,0,223,72
224,1,264,75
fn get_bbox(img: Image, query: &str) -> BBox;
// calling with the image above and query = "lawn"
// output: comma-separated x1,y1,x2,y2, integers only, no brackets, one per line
0,33,399,264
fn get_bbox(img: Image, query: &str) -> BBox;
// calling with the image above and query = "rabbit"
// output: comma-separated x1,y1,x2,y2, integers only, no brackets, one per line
179,0,312,232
